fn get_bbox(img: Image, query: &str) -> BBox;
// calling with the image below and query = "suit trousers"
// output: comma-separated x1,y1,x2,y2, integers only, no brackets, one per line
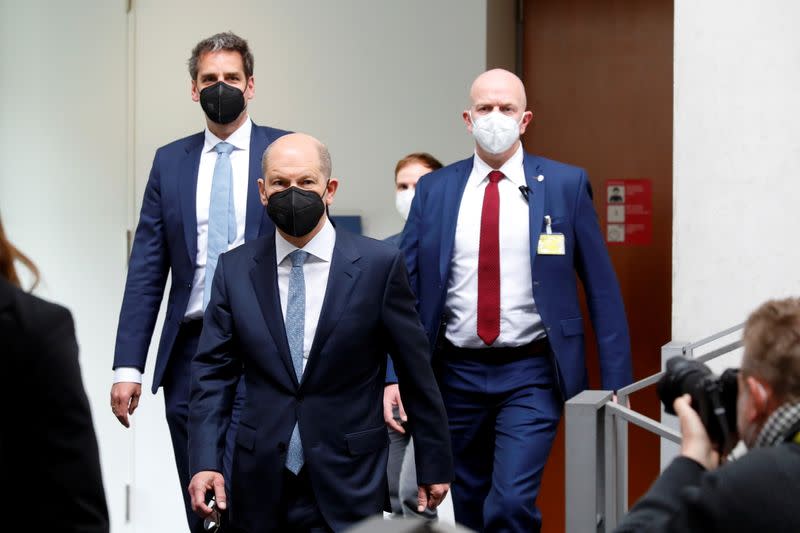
440,345,562,533
163,320,245,533
278,468,333,533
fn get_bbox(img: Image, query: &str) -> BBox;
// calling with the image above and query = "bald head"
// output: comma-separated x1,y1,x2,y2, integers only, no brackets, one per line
462,69,533,162
261,132,332,180
469,69,527,110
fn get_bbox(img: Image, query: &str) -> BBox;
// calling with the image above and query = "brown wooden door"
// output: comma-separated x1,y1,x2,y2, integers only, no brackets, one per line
521,1,673,531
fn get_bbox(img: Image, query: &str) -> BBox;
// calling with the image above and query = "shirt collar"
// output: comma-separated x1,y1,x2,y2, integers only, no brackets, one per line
203,116,252,153
470,144,525,188
275,217,336,265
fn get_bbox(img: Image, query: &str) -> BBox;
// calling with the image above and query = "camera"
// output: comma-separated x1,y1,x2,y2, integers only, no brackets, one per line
657,357,740,452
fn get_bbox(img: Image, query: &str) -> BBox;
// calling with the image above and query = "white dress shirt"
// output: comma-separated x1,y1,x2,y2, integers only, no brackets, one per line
276,218,336,371
185,118,252,319
113,118,253,384
444,145,545,348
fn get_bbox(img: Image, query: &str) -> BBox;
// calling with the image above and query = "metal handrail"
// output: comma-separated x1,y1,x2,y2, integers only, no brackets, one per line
684,322,745,353
565,323,745,533
605,403,681,443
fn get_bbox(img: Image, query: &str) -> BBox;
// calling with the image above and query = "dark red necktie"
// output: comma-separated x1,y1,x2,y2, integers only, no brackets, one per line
477,170,504,345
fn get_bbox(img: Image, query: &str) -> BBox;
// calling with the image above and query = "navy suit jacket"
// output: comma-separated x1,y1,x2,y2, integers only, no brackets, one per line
401,153,632,398
189,228,453,532
113,123,289,392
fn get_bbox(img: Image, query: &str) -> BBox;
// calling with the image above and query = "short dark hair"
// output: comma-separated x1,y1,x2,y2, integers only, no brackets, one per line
742,297,800,402
188,31,254,80
394,152,443,182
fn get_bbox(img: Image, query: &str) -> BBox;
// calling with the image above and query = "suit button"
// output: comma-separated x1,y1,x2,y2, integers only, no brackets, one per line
277,442,287,452
533,280,540,286
186,282,192,288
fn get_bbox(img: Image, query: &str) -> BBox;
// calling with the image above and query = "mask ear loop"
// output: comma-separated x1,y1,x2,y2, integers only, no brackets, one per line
323,178,332,221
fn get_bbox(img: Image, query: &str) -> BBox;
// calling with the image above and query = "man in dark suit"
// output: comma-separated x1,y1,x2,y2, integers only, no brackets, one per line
109,32,288,531
399,69,633,532
616,297,800,533
1,267,108,531
383,151,443,520
188,133,453,532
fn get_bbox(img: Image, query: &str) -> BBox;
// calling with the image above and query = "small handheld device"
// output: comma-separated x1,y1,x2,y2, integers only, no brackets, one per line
204,495,222,532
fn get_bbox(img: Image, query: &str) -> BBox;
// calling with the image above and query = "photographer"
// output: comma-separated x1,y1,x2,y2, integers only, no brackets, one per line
615,297,800,533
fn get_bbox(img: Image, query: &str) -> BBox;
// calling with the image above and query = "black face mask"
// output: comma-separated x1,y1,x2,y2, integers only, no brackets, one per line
199,81,245,125
266,187,326,238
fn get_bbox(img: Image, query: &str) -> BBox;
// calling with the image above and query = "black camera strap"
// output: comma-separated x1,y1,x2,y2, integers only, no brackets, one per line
708,387,736,453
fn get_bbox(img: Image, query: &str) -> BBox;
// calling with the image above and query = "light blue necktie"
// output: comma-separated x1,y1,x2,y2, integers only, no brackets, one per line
285,249,309,474
204,141,237,308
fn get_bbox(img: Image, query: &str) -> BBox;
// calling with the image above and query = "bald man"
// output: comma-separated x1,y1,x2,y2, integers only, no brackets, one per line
188,133,453,533
397,69,632,531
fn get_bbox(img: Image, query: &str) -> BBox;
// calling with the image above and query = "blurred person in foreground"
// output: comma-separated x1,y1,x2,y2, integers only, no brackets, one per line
615,297,800,533
0,215,109,532
383,152,444,519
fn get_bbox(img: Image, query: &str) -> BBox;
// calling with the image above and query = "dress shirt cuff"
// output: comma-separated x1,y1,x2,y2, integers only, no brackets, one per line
114,367,143,384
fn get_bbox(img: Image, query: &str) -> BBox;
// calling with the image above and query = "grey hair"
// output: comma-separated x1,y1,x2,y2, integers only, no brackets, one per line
188,31,254,80
261,139,333,180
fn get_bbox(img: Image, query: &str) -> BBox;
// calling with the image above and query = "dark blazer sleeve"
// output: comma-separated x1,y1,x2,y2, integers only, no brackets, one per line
380,251,453,484
113,149,170,370
2,287,109,533
614,457,709,532
382,233,402,384
573,171,632,390
189,253,242,474
616,446,800,533
399,188,423,299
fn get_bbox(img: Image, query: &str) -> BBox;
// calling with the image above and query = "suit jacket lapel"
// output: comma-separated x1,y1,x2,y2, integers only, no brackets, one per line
524,153,545,271
245,125,266,242
302,230,362,386
249,233,298,387
439,160,473,282
178,134,204,263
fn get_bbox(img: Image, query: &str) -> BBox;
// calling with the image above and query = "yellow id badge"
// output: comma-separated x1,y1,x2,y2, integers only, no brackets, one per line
538,233,565,255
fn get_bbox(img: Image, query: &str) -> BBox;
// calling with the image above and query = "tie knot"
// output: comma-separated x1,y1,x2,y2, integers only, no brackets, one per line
488,170,504,184
289,249,309,267
214,142,235,156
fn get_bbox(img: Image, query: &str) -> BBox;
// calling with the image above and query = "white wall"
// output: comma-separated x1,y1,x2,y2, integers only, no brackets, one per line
673,0,800,364
0,1,132,531
133,0,485,239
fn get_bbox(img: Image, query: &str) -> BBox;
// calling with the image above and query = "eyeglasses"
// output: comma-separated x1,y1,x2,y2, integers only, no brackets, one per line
204,496,222,532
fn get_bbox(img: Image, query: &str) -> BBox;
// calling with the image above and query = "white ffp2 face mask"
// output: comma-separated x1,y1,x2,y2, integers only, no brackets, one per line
470,110,522,155
395,188,415,222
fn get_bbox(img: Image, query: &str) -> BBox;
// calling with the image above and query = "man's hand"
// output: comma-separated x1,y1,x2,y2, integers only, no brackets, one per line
674,394,720,470
189,471,227,518
612,393,631,409
383,384,407,434
110,382,141,428
417,483,450,512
